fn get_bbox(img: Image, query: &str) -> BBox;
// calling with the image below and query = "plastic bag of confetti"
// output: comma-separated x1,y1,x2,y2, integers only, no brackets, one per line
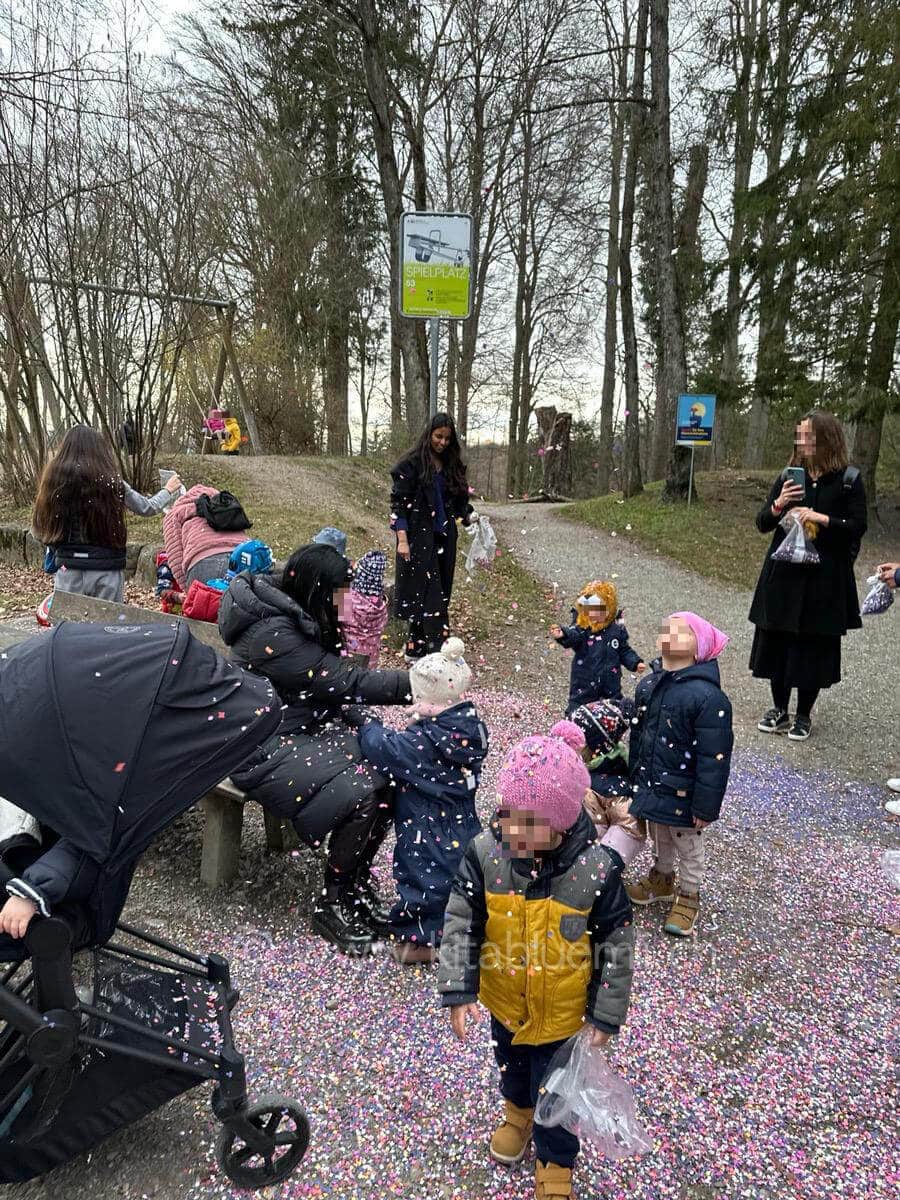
535,1027,652,1158
771,512,820,567
861,576,894,616
465,515,497,573
880,849,900,891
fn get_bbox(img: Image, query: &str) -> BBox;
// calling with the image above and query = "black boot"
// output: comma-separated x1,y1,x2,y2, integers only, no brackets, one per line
311,870,374,955
350,870,393,938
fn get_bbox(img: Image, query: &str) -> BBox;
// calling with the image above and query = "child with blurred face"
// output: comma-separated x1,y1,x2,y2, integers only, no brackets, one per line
437,721,635,1199
626,612,734,937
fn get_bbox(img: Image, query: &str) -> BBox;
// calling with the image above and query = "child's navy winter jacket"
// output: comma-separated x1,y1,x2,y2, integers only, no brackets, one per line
556,615,643,711
628,660,733,827
359,702,488,948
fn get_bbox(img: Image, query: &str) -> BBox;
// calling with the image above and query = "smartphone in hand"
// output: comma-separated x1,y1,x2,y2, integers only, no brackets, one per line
785,466,805,491
159,469,176,487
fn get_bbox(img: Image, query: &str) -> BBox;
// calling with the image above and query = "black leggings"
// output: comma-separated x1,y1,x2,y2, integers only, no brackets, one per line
771,680,820,718
405,531,455,658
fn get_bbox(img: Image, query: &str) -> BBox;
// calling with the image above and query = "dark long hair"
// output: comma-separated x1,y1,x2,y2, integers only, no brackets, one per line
280,543,351,652
395,412,468,497
32,425,126,548
789,410,849,475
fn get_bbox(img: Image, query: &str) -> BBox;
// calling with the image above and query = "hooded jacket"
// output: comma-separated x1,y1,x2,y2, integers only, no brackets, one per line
628,659,733,826
163,484,247,588
437,807,635,1043
218,573,410,734
556,612,643,709
359,703,488,946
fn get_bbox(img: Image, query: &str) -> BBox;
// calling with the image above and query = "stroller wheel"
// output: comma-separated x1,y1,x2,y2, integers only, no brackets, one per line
216,1094,310,1188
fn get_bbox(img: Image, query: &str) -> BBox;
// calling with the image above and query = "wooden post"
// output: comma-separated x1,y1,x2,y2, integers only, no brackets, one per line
263,809,285,853
200,793,244,887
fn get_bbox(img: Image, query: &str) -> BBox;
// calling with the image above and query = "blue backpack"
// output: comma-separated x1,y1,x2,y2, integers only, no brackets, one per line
228,539,273,576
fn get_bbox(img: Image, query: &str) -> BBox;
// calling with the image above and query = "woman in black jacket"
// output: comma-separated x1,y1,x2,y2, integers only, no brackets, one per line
219,543,412,954
749,411,867,741
391,413,475,660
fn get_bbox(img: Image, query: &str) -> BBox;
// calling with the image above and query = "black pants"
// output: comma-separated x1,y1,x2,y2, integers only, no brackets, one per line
770,679,820,717
406,533,454,658
491,1017,580,1168
323,787,393,898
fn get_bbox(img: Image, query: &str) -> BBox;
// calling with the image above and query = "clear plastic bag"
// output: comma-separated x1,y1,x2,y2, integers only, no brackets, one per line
771,512,820,566
861,576,894,616
535,1027,652,1158
464,514,497,573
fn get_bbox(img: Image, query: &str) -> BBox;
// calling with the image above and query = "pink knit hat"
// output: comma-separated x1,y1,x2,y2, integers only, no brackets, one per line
669,611,729,662
496,721,590,833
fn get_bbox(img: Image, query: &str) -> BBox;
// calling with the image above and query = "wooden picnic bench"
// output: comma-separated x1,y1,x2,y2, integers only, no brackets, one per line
7,591,306,887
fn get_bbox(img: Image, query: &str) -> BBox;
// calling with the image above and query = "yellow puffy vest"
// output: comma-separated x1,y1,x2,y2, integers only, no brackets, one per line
478,890,593,1046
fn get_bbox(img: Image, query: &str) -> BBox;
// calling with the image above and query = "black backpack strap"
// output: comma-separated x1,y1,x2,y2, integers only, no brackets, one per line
842,466,860,491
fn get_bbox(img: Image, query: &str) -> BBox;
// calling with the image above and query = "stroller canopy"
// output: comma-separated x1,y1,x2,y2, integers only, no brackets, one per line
0,622,280,869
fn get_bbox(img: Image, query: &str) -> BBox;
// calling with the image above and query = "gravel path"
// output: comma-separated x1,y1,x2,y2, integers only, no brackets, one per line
485,502,899,785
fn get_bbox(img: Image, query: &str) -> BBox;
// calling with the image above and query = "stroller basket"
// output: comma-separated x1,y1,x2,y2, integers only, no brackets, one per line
0,918,309,1189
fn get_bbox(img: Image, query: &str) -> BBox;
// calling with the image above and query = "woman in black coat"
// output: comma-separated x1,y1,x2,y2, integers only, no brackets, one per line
219,543,412,954
391,413,475,660
749,410,867,741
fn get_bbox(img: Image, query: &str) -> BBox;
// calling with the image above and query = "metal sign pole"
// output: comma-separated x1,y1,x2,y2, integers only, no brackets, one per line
429,318,439,418
687,444,695,507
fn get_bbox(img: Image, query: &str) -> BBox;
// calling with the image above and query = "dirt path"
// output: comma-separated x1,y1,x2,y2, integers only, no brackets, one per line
485,502,898,785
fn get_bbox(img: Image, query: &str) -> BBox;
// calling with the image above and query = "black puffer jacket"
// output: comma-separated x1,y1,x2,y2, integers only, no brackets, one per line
218,574,411,734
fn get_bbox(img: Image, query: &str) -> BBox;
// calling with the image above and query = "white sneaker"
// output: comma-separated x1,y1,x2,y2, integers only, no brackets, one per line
887,778,900,793
885,797,900,817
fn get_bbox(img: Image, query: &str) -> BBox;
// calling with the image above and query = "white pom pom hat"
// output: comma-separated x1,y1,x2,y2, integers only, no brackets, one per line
408,637,472,709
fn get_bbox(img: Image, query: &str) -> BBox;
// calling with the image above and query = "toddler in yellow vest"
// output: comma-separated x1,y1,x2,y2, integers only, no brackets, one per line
437,720,635,1200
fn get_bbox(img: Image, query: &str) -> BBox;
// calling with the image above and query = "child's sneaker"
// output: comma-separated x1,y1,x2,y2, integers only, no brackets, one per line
757,707,789,733
626,868,675,906
664,892,700,936
489,1100,533,1165
535,1161,573,1198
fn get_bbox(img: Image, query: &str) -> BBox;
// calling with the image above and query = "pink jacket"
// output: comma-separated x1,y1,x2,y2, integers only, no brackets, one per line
342,591,388,667
162,484,246,587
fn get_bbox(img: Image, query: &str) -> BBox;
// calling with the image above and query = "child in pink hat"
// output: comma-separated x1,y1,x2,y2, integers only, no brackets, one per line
626,611,733,937
437,720,635,1199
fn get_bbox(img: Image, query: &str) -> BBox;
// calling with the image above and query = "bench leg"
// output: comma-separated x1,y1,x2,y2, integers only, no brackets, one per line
201,794,243,887
263,808,284,853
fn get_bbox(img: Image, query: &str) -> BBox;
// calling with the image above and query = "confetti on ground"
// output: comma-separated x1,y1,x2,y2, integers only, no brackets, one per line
172,690,895,1200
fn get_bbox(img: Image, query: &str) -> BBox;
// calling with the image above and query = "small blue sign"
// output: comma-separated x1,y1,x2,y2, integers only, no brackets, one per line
675,394,716,446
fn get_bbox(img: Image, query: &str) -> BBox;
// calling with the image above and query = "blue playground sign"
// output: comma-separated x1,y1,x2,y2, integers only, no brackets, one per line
675,394,716,446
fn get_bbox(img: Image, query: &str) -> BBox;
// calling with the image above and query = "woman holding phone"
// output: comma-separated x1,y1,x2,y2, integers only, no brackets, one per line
749,411,867,741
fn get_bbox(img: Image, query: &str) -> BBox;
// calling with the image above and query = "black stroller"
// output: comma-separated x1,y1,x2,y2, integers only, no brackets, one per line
0,622,310,1188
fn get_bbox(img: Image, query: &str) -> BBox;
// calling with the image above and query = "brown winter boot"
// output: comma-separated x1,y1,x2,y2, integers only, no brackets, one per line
664,892,700,936
626,867,676,906
535,1161,574,1198
489,1100,534,1165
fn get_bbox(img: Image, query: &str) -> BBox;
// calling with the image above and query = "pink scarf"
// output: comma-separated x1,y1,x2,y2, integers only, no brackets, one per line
670,611,729,662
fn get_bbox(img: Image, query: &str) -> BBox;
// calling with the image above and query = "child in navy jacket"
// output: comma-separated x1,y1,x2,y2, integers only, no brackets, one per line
551,580,645,713
358,638,488,964
626,611,733,937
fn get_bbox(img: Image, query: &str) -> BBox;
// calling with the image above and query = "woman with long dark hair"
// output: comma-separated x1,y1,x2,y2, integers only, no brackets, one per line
219,543,412,954
749,410,867,741
391,412,476,659
32,425,181,602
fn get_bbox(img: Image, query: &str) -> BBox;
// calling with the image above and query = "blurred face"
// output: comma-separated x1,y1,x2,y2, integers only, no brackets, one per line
430,425,452,455
333,586,352,623
584,601,607,624
499,808,557,856
795,419,815,458
657,616,697,661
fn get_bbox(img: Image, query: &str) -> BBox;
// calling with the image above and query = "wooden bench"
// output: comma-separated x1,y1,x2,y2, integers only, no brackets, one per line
42,592,302,887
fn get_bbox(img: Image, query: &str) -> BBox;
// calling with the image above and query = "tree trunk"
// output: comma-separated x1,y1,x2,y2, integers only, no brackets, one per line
649,0,691,501
619,0,649,499
506,114,533,497
598,97,625,496
852,208,900,509
446,320,458,422
389,312,403,442
356,0,428,431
